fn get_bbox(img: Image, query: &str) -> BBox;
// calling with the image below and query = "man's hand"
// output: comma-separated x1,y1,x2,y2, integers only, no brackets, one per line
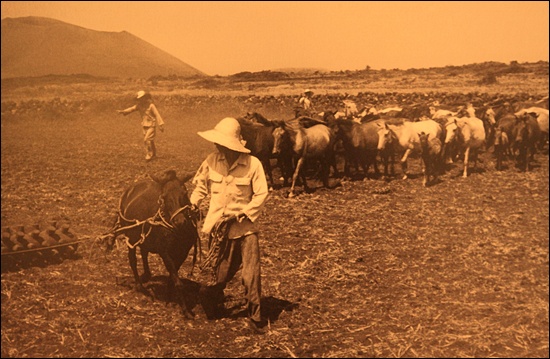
236,213,248,222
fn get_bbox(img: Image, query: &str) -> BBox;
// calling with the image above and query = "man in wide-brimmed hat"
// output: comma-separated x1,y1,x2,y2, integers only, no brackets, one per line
117,90,165,161
190,117,269,333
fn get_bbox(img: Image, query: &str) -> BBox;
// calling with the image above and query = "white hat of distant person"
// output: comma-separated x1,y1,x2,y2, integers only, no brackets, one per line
136,90,147,99
197,117,250,153
304,89,313,95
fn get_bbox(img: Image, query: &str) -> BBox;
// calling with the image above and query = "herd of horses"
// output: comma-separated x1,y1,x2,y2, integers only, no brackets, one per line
97,96,548,319
237,99,548,195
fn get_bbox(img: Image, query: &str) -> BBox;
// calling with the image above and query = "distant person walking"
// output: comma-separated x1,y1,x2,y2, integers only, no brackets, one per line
117,91,165,161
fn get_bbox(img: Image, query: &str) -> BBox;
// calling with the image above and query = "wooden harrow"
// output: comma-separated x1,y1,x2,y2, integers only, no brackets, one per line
1,220,84,271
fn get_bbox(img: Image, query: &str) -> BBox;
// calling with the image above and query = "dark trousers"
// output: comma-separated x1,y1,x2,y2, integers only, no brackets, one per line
208,233,262,322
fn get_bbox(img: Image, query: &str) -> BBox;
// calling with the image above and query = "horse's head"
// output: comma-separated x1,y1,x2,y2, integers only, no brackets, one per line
483,107,496,126
418,131,430,150
444,119,459,144
513,113,533,144
272,126,287,155
153,170,198,233
376,122,393,151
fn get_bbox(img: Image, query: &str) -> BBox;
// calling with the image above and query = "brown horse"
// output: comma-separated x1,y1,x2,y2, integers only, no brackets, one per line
272,119,337,197
326,117,384,179
513,113,541,172
100,169,199,318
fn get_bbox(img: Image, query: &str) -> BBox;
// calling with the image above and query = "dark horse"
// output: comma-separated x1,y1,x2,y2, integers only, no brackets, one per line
513,113,541,172
99,169,199,318
237,112,296,189
236,113,278,188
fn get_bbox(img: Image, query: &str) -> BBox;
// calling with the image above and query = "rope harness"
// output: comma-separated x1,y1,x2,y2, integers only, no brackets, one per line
99,194,200,256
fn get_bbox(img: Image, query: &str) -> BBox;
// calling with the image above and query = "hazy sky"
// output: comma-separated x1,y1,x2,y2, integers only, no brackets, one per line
2,1,548,76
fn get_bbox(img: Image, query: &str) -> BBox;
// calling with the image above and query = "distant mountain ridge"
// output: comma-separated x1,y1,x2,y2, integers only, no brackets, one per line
1,16,206,79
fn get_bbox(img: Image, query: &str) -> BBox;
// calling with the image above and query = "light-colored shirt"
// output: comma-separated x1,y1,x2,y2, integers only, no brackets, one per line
190,151,269,237
121,103,164,127
299,96,313,111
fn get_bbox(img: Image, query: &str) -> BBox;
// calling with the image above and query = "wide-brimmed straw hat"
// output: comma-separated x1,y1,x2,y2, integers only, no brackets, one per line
136,90,147,99
197,117,250,153
304,89,313,94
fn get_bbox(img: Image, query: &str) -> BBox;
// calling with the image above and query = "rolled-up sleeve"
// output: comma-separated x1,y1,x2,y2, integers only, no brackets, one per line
120,105,137,115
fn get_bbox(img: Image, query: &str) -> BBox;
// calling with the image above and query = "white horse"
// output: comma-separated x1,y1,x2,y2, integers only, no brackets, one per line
446,117,486,177
378,118,442,180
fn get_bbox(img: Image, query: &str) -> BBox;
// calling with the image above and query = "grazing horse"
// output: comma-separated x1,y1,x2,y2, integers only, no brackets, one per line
237,113,278,189
272,120,336,198
418,131,443,186
100,169,199,318
379,118,443,180
512,113,541,172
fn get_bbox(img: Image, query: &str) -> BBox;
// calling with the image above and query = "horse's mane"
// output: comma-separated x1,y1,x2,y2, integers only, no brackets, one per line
148,169,193,186
249,112,274,126
296,116,327,128
237,117,258,128
150,169,177,185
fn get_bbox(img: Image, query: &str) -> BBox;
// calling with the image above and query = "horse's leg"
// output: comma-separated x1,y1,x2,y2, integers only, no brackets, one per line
433,159,439,183
159,253,193,319
321,158,330,188
389,150,396,177
343,153,352,179
328,149,339,179
289,157,305,198
462,146,470,178
400,148,412,180
264,159,274,191
141,249,152,283
128,247,147,294
421,158,428,187
529,144,536,169
372,153,380,177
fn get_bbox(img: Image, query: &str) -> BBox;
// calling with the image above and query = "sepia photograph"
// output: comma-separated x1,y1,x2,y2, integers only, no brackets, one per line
1,1,548,357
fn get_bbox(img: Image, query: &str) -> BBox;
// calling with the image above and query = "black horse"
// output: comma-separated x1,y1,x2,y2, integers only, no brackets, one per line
99,169,199,318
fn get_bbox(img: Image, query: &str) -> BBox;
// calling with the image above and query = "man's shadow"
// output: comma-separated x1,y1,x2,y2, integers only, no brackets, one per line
117,275,298,323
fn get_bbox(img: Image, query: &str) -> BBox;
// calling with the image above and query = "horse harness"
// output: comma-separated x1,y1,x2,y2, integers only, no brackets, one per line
107,195,197,250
